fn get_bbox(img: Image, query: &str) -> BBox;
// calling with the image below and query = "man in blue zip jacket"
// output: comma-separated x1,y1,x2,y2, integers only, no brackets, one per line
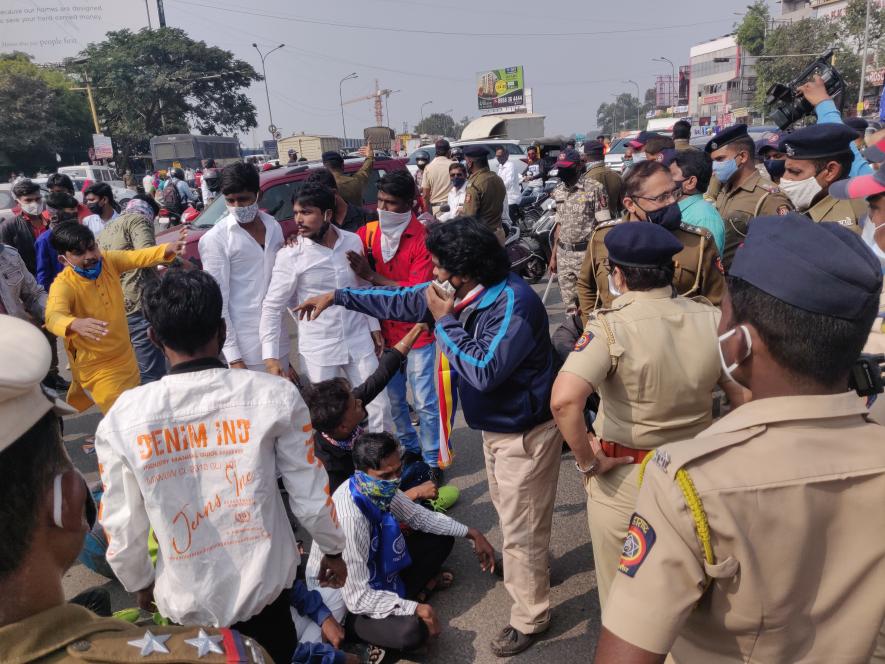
297,216,562,658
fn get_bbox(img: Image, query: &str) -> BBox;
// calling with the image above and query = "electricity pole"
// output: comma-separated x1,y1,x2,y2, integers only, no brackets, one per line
253,43,285,139
858,0,873,114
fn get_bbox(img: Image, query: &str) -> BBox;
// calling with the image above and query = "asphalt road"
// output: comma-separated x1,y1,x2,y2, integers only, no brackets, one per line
60,276,604,663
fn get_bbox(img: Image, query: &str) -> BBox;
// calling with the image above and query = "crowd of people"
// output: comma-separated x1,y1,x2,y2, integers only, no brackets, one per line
1,70,885,664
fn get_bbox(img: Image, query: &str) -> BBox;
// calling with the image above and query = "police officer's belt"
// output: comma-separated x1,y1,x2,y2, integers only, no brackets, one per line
601,439,651,464
557,239,589,252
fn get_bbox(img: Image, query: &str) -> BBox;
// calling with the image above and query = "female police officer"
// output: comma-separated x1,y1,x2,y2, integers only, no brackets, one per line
551,221,745,611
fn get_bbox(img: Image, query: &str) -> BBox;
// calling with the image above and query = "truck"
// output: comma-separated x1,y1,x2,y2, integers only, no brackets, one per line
277,134,342,162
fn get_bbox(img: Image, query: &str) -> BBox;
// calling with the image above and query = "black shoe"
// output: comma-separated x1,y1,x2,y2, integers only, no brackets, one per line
490,625,535,657
43,374,70,392
402,450,422,467
428,467,445,487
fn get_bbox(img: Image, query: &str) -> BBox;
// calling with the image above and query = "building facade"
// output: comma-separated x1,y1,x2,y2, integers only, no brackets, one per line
688,35,757,127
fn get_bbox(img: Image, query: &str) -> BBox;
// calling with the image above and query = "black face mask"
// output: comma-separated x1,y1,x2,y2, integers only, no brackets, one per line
641,202,682,230
764,159,786,181
86,202,103,215
558,167,578,185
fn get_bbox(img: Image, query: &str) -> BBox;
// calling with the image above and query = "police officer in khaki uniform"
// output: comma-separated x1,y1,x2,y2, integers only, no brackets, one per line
322,146,374,208
777,123,866,232
593,213,885,664
461,144,506,243
0,315,270,663
582,140,622,218
576,160,725,324
551,222,744,611
550,148,610,314
707,124,793,270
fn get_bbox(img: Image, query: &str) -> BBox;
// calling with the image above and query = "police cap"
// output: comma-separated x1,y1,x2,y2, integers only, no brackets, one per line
730,212,882,319
704,124,749,154
462,145,489,158
555,148,582,168
604,221,684,268
845,116,869,132
321,150,343,163
778,124,859,160
0,316,75,453
583,140,605,159
755,131,782,157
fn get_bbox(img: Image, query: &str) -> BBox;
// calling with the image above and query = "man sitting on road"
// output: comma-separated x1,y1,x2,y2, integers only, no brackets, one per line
304,432,495,655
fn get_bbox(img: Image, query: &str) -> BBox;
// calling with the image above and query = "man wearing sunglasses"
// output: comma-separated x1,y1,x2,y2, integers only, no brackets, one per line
0,315,271,663
576,160,726,322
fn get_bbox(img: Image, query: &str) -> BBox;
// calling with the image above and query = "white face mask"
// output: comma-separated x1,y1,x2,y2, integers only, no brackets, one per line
227,202,259,225
608,272,622,298
21,200,44,216
779,175,823,211
433,278,457,298
718,325,752,383
862,219,885,268
378,209,413,262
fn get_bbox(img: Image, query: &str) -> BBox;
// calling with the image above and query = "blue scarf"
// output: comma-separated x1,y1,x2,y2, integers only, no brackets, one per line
349,473,411,597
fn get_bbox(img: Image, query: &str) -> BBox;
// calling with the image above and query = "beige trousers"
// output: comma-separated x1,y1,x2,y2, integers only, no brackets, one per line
482,419,563,634
586,463,641,611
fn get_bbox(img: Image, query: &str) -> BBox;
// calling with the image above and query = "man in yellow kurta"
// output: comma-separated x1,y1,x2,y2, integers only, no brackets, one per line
45,222,185,413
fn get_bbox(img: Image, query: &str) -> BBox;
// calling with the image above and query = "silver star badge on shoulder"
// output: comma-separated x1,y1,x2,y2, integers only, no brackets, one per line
127,630,171,656
185,629,224,657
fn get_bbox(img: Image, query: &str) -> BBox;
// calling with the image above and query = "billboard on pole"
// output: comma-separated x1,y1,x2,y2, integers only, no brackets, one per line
92,134,113,159
477,66,525,112
1,1,159,64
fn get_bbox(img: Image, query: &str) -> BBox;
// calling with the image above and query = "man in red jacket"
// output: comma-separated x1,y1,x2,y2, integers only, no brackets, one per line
346,171,444,482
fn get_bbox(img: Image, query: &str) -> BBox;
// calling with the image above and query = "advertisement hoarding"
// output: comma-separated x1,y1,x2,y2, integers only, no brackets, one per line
477,66,525,112
1,1,159,64
92,133,113,159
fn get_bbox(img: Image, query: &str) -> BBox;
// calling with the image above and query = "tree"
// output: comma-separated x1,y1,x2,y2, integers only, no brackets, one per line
413,112,456,137
735,0,770,57
71,28,261,167
595,88,656,136
0,52,92,175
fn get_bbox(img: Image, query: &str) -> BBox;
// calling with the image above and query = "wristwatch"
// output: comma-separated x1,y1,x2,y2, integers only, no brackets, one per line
576,459,600,476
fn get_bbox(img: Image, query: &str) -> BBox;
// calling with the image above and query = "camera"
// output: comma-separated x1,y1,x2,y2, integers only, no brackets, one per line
764,49,846,130
849,353,885,398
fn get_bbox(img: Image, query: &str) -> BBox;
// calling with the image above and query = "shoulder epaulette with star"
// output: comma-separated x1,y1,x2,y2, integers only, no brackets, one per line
678,222,711,239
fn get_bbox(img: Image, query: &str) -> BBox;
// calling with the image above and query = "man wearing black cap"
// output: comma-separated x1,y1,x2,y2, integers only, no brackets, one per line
778,123,866,231
552,221,741,614
582,139,622,218
550,148,610,315
576,160,725,320
594,213,885,664
421,139,453,216
706,123,793,269
322,146,373,208
462,144,507,243
672,120,696,152
0,315,271,663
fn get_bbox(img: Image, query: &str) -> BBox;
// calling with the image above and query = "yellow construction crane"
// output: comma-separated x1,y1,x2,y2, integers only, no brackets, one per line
343,79,400,127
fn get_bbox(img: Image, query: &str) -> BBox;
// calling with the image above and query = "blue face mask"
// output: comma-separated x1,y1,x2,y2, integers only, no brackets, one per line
353,470,400,511
712,158,738,184
66,257,103,280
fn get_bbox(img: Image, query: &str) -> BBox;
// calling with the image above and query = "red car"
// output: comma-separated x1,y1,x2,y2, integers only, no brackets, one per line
156,156,407,265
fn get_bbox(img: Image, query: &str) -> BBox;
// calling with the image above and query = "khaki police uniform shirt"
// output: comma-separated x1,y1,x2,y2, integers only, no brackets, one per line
714,170,792,270
462,166,506,233
422,155,454,207
576,219,726,324
805,193,865,234
0,603,269,663
582,164,623,219
561,287,722,448
333,153,374,208
603,392,885,663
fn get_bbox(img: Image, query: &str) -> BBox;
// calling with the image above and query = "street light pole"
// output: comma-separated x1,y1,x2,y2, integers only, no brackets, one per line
624,80,641,130
859,0,872,113
420,100,433,124
253,43,285,139
339,72,358,142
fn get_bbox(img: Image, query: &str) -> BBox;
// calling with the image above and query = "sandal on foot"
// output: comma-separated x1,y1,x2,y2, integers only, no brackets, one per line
348,643,386,664
414,568,454,603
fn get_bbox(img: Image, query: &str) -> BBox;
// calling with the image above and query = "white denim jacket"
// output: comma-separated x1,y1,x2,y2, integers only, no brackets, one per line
95,361,345,626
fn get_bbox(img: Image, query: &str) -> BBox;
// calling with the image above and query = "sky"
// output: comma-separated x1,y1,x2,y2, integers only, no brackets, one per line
159,0,778,145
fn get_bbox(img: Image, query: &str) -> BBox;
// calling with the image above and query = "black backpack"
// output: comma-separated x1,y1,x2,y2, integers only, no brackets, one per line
160,181,183,213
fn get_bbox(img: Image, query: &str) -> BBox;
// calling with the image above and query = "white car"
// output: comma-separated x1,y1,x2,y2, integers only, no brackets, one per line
406,139,527,178
32,176,134,207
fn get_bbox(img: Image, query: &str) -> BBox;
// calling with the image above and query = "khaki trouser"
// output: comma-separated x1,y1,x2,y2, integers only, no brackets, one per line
872,620,885,663
586,463,641,611
482,420,562,634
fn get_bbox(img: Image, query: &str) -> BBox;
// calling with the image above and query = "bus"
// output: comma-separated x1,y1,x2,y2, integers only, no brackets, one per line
149,134,241,171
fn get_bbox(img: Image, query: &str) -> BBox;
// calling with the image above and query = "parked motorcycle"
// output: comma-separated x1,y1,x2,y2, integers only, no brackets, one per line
506,197,557,283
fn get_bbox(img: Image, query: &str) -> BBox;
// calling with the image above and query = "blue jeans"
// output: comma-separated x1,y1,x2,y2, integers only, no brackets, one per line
387,343,440,468
127,313,167,384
